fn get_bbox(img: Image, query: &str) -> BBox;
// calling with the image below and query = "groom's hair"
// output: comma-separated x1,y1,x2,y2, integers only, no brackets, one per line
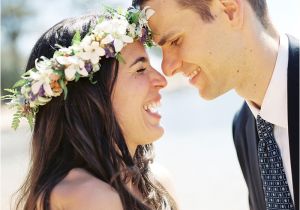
133,0,268,27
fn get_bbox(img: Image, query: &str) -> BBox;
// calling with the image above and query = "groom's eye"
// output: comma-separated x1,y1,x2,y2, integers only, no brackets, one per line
170,38,180,46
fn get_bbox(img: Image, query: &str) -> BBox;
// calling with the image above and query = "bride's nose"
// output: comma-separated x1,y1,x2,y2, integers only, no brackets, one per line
150,68,168,89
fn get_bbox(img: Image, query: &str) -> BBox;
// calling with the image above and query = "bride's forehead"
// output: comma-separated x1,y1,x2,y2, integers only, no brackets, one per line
119,42,148,65
122,41,146,55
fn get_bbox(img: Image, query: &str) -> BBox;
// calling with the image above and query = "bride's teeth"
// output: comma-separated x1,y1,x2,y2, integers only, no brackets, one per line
151,103,159,113
149,106,157,113
144,101,161,113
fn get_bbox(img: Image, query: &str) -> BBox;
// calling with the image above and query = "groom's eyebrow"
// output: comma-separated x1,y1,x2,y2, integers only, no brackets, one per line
130,57,147,67
157,31,177,46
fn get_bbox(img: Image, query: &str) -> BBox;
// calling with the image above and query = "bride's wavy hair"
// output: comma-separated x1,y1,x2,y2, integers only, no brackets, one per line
15,14,177,210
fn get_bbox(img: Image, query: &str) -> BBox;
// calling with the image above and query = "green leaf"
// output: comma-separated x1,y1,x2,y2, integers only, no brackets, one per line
128,12,140,24
117,7,123,15
12,109,22,130
53,70,64,76
116,53,126,64
72,31,81,45
75,73,81,82
104,5,116,14
12,79,27,89
97,16,105,24
59,80,68,100
1,95,14,100
89,75,97,85
3,88,17,94
27,112,34,131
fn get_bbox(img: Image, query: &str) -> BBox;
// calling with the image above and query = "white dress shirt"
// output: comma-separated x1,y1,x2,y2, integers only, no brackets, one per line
246,34,294,201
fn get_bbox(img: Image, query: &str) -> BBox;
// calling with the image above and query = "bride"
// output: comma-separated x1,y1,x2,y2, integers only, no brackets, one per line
5,6,178,210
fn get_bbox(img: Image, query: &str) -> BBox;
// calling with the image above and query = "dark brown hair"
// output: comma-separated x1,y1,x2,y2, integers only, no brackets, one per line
133,0,268,26
15,14,177,210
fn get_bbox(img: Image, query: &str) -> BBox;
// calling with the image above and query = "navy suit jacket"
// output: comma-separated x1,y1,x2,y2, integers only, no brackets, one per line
232,35,299,210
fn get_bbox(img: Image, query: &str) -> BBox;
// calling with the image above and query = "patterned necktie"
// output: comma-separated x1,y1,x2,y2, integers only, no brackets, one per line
256,115,294,210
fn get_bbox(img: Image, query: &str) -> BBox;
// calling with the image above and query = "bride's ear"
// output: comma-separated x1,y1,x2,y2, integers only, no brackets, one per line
219,0,244,28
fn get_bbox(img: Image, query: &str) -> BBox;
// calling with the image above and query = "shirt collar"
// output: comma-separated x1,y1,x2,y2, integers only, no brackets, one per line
247,34,289,128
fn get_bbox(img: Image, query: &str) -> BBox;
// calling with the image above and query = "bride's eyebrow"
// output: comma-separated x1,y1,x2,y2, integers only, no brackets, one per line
129,56,147,67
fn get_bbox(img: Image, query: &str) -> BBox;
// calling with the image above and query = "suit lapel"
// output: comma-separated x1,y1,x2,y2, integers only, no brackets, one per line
287,34,299,210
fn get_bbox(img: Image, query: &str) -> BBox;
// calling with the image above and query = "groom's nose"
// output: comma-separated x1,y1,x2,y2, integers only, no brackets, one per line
161,49,182,77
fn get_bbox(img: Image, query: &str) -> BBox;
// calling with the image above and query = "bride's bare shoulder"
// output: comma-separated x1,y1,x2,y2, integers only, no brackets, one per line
50,168,123,210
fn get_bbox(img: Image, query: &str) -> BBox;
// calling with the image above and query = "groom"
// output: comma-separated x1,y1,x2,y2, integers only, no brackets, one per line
133,0,299,209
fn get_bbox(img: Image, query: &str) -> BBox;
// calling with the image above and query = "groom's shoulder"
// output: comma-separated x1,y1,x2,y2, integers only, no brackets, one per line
287,34,299,46
232,102,251,133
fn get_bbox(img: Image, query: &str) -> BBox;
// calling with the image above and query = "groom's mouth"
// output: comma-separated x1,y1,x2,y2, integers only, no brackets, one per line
183,68,201,83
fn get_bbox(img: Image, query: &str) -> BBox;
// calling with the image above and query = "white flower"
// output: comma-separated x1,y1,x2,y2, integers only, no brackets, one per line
138,6,155,31
93,64,100,72
30,96,52,107
29,58,54,97
56,55,79,65
93,21,110,35
30,69,54,97
101,34,133,52
95,16,128,35
79,41,105,64
64,62,89,81
116,37,132,52
142,6,155,20
57,46,72,55
95,18,134,53
20,86,31,99
34,57,52,73
135,25,143,38
56,55,89,81
80,35,93,48
128,23,137,37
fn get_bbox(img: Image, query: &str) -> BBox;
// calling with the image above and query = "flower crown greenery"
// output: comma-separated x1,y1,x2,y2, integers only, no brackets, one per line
2,6,155,130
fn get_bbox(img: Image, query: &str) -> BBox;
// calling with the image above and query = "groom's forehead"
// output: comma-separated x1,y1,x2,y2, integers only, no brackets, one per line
145,1,181,29
138,0,186,45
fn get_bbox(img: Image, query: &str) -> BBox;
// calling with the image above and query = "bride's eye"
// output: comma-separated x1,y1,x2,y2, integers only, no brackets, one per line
136,68,146,73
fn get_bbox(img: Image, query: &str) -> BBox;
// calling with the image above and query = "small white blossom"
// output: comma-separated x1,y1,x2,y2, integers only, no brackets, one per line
101,32,133,53
56,55,88,81
143,6,155,20
34,57,52,73
93,64,100,72
30,96,52,107
79,41,105,64
128,23,137,37
30,70,53,97
80,35,94,48
64,63,88,81
95,18,134,52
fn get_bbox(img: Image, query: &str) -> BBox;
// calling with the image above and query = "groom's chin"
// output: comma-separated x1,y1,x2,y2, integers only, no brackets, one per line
198,89,221,101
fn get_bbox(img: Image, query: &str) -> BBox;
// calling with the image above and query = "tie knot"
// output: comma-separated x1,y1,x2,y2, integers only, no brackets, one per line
256,115,274,139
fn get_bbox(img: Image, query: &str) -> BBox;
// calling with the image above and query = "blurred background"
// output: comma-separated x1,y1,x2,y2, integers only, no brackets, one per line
1,0,299,209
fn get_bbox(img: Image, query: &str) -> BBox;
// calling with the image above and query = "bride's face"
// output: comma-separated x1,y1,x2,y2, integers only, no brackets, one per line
111,41,167,155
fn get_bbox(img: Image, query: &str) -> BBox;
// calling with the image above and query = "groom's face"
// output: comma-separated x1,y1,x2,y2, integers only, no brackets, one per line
143,0,242,100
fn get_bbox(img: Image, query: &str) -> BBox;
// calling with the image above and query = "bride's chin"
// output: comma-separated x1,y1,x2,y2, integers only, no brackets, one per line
145,126,164,144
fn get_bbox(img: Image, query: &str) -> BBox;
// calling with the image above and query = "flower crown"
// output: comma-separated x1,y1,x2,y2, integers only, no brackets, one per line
2,6,155,130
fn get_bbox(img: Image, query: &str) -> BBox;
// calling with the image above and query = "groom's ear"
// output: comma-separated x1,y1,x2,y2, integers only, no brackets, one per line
219,0,244,28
